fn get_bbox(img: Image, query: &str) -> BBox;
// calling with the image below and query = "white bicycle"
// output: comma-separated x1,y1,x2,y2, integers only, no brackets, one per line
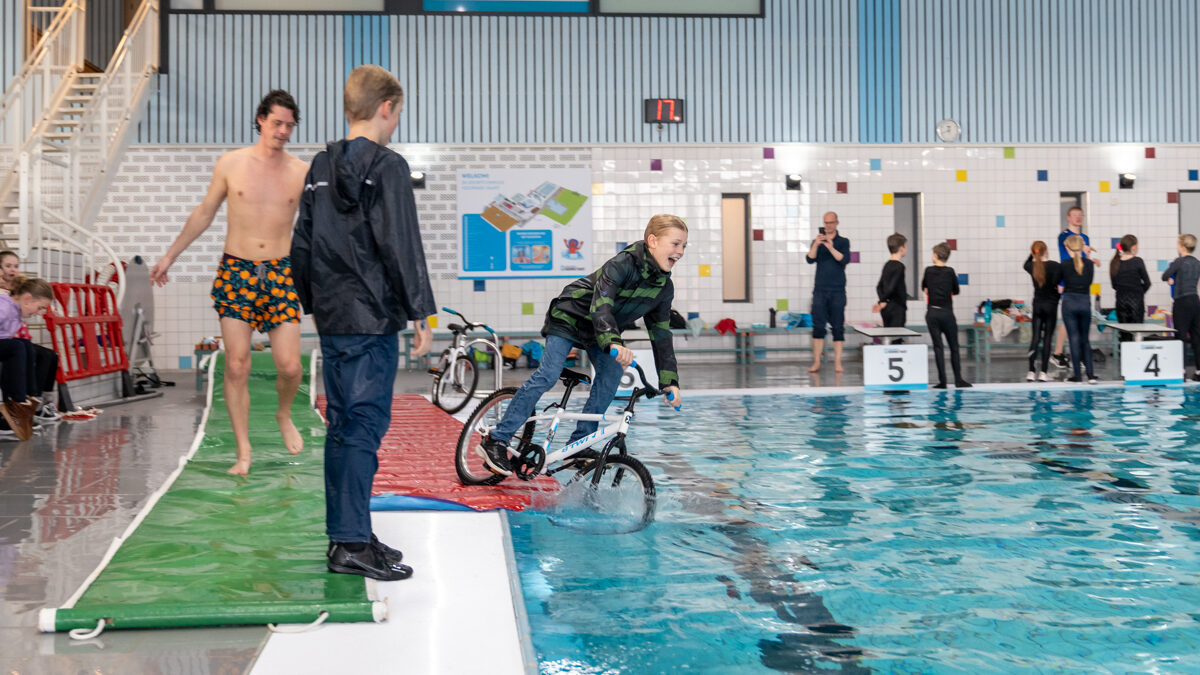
429,307,503,413
455,351,678,531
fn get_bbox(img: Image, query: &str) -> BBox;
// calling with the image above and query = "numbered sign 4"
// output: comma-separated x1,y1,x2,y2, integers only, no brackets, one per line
863,344,929,391
1121,340,1184,386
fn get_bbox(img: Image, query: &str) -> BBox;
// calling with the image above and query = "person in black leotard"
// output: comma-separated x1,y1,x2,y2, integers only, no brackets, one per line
921,242,971,389
1060,235,1097,383
1109,234,1152,343
1024,240,1062,382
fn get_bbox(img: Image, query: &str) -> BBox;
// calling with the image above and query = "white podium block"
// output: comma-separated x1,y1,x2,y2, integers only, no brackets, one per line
593,349,658,393
1121,340,1183,386
863,344,929,391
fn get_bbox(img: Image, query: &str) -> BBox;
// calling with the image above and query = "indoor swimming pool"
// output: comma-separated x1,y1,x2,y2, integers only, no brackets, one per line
509,387,1200,674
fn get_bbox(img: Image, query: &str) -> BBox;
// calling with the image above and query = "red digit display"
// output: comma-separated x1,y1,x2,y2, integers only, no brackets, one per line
644,98,685,124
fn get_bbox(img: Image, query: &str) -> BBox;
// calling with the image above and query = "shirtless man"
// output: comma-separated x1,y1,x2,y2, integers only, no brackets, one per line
150,90,309,475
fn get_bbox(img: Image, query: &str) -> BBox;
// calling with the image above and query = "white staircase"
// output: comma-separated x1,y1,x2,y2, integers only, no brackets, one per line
0,0,161,305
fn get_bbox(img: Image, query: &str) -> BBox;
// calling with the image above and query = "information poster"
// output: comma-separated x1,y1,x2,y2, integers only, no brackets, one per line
458,169,592,279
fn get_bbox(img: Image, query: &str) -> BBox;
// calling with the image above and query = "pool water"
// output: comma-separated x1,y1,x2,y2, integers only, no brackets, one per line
508,387,1200,674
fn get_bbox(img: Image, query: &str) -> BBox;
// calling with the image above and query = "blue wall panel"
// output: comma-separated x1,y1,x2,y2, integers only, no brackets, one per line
121,0,1200,145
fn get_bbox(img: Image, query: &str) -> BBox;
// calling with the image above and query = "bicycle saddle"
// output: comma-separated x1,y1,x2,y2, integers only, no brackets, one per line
447,323,466,334
559,369,591,386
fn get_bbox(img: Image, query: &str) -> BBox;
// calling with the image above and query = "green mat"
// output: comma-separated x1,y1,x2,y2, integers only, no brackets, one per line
41,352,383,634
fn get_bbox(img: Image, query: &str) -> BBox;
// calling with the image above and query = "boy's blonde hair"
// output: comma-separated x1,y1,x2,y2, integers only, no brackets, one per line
644,214,687,240
344,65,404,123
1181,233,1197,253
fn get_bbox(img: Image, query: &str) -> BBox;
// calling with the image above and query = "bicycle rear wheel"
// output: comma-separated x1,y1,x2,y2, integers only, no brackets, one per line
559,454,656,532
434,354,478,413
456,387,520,486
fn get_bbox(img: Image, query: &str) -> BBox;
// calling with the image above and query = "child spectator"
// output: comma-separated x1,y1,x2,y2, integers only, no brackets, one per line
1163,234,1200,381
0,277,54,440
1110,234,1152,342
921,242,971,389
1024,241,1062,382
0,251,60,419
872,233,908,343
293,65,435,581
1061,235,1097,383
0,251,19,293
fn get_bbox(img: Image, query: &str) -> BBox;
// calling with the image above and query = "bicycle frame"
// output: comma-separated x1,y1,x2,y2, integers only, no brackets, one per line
523,407,633,470
438,307,503,397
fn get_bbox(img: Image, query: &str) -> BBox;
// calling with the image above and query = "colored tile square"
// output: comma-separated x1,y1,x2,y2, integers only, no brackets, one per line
1110,237,1121,250
776,299,789,311
1158,260,1171,272
179,356,191,370
698,264,711,277
1168,192,1179,204
1003,147,1016,159
1145,147,1156,159
955,170,968,182
957,273,969,285
1037,169,1049,182
1190,169,1199,181
1099,181,1110,193
753,229,764,241
882,193,894,205
687,311,700,320
521,302,535,315
1089,283,1101,296
836,181,848,194
428,316,438,328
869,158,882,171
946,239,957,251
849,251,860,263
1148,305,1158,315
591,182,605,195
995,215,1006,228
650,159,662,171
762,147,775,159
474,279,486,292
616,241,627,253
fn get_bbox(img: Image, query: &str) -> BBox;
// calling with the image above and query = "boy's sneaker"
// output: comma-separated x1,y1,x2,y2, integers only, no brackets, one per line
477,435,513,475
34,402,61,423
1087,375,1098,384
327,542,413,581
1051,353,1068,369
954,380,973,388
1191,372,1200,383
1025,371,1036,382
1037,372,1051,382
1067,376,1082,383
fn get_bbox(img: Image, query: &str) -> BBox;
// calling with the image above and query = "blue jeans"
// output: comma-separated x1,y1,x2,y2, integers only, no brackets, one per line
811,289,846,341
320,333,398,543
1061,293,1094,378
491,335,624,446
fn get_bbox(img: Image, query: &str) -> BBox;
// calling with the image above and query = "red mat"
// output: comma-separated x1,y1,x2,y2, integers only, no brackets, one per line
316,394,559,511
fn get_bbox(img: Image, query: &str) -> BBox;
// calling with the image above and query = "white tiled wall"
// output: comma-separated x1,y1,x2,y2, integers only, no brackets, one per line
96,143,1197,366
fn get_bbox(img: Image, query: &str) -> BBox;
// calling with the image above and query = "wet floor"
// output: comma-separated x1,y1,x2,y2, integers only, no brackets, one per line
0,354,1109,673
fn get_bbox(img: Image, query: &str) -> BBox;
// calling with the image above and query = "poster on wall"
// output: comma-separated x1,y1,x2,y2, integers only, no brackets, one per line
458,169,592,279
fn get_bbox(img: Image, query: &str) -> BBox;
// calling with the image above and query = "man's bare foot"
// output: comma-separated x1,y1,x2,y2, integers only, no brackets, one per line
834,361,844,373
278,413,304,455
227,458,251,475
807,360,822,373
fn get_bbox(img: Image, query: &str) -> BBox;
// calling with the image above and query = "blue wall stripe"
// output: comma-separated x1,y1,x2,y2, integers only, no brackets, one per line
423,0,588,12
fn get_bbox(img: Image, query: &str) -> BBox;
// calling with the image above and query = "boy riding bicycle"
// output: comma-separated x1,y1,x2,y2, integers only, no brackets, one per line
478,215,687,476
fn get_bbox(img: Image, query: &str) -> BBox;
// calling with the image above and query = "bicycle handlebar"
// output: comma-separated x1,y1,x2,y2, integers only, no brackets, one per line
609,347,681,411
441,307,496,335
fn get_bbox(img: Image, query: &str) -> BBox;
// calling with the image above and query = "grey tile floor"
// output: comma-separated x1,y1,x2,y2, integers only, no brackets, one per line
0,352,1120,673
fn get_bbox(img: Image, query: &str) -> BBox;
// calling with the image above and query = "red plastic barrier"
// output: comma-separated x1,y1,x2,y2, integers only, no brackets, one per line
44,283,129,384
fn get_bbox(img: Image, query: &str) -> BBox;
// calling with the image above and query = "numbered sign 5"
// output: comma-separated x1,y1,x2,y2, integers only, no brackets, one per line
1121,340,1183,385
863,344,929,390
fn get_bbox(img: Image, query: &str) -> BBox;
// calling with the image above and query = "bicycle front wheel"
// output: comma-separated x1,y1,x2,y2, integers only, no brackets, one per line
434,355,479,413
455,387,520,486
561,454,656,532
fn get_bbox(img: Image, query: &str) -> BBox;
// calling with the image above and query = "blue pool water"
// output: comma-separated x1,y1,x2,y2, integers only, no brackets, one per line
508,387,1200,674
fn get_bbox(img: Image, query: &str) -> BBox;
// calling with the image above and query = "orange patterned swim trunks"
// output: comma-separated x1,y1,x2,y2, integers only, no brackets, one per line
210,254,300,333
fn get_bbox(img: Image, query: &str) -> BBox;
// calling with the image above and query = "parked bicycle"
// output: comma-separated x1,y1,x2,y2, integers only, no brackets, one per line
429,307,503,413
455,350,678,531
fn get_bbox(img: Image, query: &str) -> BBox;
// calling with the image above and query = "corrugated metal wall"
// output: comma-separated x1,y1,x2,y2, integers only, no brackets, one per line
136,0,860,145
1,1,21,93
86,0,124,70
1,0,1189,145
900,0,1200,143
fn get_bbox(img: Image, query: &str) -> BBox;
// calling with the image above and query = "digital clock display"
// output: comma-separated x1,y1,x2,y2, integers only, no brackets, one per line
644,98,685,124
